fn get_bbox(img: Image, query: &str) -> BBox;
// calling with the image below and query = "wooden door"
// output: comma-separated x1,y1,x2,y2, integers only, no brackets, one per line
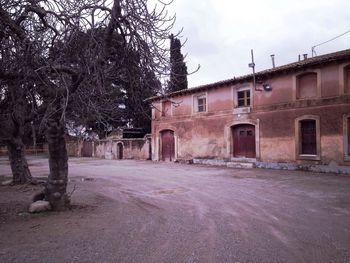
161,130,175,161
232,124,256,158
82,141,93,157
117,143,123,159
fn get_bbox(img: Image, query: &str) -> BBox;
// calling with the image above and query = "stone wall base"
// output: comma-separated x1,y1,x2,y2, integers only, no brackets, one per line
255,162,350,175
190,158,350,175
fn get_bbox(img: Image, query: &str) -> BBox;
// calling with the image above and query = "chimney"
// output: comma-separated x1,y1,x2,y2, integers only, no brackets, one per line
298,54,301,62
303,54,308,60
270,54,275,68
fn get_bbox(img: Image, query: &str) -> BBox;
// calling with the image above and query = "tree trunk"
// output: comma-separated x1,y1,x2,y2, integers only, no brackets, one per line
45,120,70,211
7,137,33,184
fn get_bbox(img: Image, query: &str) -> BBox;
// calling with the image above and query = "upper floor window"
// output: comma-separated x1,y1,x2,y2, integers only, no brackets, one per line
345,66,350,94
193,94,207,113
237,90,251,107
233,86,252,114
297,72,317,99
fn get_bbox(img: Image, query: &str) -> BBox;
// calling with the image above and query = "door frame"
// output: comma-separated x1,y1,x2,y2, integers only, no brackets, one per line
158,128,178,162
225,119,260,160
157,129,177,162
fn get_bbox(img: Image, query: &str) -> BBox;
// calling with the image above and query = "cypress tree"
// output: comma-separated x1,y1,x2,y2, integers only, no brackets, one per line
168,34,188,92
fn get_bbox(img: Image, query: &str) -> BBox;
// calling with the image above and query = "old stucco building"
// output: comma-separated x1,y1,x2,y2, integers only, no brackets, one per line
148,49,350,172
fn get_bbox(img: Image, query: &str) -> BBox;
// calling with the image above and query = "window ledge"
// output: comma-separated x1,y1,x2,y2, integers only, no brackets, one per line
297,154,320,161
296,97,318,101
233,107,251,114
192,111,207,115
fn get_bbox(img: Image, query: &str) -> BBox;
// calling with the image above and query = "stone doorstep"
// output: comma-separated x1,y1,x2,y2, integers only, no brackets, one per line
192,159,227,166
230,157,257,163
192,158,255,169
226,162,255,169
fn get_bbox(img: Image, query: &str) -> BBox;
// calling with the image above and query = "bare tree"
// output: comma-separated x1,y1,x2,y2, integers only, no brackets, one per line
0,83,34,184
0,0,178,210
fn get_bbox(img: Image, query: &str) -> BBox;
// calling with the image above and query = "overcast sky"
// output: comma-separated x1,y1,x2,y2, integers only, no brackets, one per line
166,0,350,87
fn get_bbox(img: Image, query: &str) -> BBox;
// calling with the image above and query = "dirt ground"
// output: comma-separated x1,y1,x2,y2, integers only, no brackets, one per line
0,156,350,263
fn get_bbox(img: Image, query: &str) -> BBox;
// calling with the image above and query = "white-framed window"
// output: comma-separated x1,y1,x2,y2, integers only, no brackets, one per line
193,94,207,113
237,89,251,107
233,86,253,108
233,86,252,114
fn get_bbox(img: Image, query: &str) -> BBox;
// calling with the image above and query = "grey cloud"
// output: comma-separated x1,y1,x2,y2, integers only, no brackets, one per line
169,0,350,87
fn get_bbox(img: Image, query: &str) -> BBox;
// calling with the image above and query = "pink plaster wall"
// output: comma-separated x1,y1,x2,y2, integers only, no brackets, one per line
207,86,232,112
172,95,192,116
153,102,162,119
321,64,340,97
162,101,171,117
254,75,293,106
151,60,350,166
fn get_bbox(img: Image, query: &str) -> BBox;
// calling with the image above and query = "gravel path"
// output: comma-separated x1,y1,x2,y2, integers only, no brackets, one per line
1,157,350,263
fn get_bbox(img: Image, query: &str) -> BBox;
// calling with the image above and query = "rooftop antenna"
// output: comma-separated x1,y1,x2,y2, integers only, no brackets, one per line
248,49,262,91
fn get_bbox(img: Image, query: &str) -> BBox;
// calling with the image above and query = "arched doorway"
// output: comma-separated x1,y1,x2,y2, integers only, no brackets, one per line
232,124,256,158
117,143,123,160
161,130,175,161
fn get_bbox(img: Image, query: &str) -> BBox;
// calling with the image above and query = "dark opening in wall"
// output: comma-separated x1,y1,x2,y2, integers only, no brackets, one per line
348,117,350,156
345,66,350,94
300,119,317,155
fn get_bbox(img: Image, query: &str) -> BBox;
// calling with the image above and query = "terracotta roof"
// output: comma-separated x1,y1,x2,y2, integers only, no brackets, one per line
146,48,350,102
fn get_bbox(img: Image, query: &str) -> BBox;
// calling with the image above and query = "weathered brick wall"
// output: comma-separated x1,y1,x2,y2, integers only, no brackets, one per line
94,138,151,160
